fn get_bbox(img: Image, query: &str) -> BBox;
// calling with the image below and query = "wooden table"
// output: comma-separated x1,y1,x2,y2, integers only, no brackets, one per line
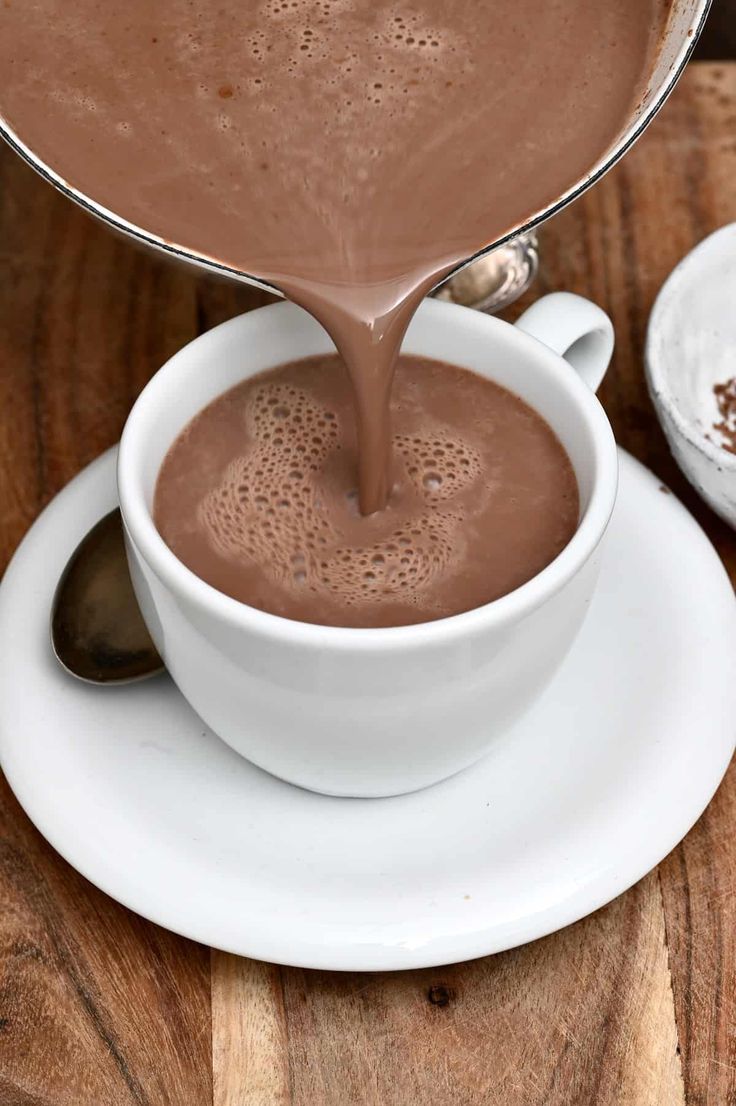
0,62,734,1106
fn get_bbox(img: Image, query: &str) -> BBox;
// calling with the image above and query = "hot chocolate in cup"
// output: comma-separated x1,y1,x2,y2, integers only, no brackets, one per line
118,292,616,797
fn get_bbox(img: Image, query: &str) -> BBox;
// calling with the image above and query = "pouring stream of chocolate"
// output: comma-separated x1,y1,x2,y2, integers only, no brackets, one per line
0,0,667,512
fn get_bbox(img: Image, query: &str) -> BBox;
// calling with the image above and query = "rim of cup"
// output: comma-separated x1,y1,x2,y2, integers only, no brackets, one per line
118,300,618,651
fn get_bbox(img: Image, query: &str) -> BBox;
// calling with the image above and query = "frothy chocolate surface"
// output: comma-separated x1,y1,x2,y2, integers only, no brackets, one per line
154,355,579,627
1,0,666,512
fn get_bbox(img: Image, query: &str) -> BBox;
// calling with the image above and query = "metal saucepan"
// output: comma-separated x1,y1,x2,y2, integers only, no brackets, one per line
0,0,712,296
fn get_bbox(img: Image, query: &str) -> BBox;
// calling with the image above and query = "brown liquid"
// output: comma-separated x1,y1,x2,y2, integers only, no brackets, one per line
1,0,667,512
154,355,578,627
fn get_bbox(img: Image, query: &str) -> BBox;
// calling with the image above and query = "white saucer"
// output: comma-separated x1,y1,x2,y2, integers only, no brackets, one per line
0,449,734,971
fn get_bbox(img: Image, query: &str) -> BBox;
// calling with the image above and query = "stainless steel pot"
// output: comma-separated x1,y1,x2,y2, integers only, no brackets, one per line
0,0,711,297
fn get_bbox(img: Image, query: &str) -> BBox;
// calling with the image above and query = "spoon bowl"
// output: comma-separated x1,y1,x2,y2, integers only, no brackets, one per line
51,508,164,684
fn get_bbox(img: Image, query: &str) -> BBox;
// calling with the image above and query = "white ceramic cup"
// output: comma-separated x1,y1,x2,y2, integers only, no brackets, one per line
118,293,617,797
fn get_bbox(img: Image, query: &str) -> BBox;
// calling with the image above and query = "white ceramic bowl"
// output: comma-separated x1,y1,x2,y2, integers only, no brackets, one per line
646,223,736,529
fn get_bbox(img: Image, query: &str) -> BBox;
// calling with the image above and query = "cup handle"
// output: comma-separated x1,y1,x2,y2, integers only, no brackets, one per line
514,292,614,393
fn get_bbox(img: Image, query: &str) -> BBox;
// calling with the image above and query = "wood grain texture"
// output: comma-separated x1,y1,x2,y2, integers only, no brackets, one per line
212,954,290,1106
211,878,684,1106
0,63,734,1105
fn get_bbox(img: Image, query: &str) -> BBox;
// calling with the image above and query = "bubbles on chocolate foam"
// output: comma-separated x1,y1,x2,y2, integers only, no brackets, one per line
158,0,474,204
395,431,481,503
49,85,100,115
201,383,339,588
249,0,469,121
200,384,482,610
316,511,459,605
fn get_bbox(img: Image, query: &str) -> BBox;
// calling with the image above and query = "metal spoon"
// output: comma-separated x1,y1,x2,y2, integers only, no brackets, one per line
433,232,539,313
51,509,164,684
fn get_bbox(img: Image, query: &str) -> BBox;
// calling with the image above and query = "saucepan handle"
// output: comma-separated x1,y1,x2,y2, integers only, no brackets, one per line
514,292,614,393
